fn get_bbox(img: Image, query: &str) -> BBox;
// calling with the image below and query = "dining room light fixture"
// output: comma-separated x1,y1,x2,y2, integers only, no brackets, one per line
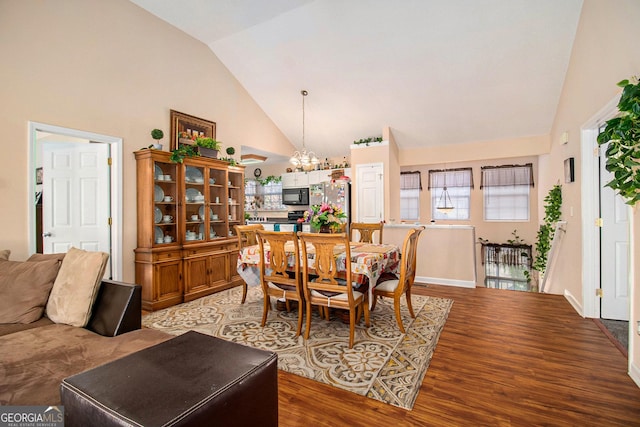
436,171,455,213
289,90,319,169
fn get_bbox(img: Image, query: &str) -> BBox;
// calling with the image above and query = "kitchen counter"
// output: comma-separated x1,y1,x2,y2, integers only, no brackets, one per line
245,219,310,232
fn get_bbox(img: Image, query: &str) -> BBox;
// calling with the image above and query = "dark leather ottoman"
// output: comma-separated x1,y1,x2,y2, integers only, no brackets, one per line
60,331,278,426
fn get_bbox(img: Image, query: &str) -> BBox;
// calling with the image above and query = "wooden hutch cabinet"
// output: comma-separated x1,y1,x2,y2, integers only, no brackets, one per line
134,149,245,311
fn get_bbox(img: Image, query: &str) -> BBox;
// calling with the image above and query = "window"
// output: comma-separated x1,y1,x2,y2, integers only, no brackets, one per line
245,179,285,211
262,181,285,210
428,168,473,220
244,180,258,211
400,171,421,221
481,164,534,221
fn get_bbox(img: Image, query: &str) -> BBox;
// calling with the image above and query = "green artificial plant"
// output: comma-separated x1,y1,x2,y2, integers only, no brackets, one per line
257,175,282,186
194,137,221,150
597,76,640,205
151,129,164,141
532,184,562,275
169,144,199,163
352,136,383,146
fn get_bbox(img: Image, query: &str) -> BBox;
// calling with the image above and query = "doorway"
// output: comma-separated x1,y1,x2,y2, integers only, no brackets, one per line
355,163,384,222
28,122,124,280
580,96,634,355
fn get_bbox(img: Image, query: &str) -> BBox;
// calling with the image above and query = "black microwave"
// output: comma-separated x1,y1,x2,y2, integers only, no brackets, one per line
282,187,309,205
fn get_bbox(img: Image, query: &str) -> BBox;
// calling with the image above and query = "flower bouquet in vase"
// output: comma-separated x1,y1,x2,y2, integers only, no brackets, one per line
300,203,347,233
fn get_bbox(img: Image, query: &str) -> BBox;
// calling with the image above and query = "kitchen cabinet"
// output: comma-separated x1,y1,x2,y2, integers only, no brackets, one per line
284,168,352,187
134,149,245,311
281,171,309,188
308,170,332,185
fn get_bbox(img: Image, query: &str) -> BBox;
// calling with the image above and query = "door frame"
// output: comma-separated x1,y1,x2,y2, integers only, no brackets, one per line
580,94,634,319
28,121,124,280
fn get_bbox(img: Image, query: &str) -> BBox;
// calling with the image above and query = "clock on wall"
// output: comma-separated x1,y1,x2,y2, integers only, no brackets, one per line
253,168,262,178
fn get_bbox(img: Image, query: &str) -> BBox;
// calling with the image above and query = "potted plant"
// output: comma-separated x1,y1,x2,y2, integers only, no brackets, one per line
220,146,238,165
194,137,221,158
150,129,164,149
597,76,640,205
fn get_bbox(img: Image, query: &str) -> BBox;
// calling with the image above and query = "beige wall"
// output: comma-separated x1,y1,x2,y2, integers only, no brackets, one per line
547,0,640,380
399,134,550,166
0,0,293,280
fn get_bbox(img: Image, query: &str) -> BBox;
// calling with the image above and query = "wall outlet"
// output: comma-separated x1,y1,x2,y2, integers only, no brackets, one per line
637,321,640,335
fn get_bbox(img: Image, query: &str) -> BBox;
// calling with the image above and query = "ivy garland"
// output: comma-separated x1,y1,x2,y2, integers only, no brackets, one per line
532,184,562,274
352,136,383,146
256,175,282,186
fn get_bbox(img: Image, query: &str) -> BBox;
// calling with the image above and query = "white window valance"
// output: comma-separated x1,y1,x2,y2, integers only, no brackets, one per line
428,168,474,189
480,164,534,188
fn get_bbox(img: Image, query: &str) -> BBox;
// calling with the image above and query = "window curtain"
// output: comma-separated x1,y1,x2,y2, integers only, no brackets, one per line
400,171,422,190
480,164,534,188
428,168,474,189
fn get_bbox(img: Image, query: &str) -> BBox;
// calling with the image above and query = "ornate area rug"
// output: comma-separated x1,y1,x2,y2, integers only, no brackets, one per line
142,286,453,410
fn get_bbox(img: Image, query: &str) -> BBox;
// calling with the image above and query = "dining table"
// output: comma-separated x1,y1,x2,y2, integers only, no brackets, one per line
236,241,401,305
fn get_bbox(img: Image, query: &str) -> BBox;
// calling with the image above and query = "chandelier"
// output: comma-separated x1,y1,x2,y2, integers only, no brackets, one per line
289,89,319,169
436,170,455,213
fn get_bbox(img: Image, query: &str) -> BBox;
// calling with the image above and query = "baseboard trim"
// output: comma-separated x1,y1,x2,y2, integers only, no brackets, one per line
630,360,640,388
415,276,475,288
564,289,584,317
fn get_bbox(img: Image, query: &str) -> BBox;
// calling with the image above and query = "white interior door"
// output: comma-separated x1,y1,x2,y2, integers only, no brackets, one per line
42,141,112,277
600,143,630,321
355,163,383,222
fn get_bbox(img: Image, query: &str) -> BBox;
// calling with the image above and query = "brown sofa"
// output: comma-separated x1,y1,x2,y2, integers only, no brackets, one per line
0,278,171,405
0,250,171,406
0,252,278,426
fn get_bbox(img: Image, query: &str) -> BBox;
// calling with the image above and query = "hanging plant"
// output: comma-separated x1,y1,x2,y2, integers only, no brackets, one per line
597,75,640,205
532,184,562,275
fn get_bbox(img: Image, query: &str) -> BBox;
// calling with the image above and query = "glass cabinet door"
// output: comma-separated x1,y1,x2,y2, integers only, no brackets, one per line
153,160,178,246
228,170,243,237
184,164,206,242
208,166,227,238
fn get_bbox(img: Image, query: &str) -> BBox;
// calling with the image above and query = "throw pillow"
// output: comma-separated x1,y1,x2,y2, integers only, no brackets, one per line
45,247,109,327
0,259,61,323
27,252,66,263
0,249,10,260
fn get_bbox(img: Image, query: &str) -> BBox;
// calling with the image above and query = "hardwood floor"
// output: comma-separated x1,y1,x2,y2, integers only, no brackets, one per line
277,284,640,426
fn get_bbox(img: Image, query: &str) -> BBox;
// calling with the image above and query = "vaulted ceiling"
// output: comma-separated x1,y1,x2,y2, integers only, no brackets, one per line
129,0,584,161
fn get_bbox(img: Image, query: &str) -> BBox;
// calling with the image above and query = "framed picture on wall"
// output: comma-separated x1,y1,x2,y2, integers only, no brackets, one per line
36,167,43,185
169,110,216,151
564,157,575,183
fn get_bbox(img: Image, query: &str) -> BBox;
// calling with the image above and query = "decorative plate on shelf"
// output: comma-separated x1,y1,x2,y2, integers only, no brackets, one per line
200,223,215,238
155,226,163,242
154,185,164,202
154,206,162,224
185,188,203,203
199,205,213,219
185,166,203,183
154,164,163,180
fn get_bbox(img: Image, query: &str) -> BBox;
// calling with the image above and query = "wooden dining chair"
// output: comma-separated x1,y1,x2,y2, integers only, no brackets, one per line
235,224,264,303
297,232,370,348
255,230,304,336
350,221,384,244
372,226,425,333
